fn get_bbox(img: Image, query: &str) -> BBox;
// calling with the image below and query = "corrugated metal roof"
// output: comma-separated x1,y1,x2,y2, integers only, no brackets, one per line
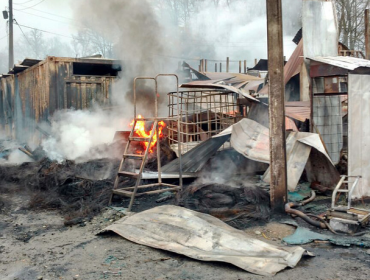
20,58,42,67
258,40,303,95
307,56,370,70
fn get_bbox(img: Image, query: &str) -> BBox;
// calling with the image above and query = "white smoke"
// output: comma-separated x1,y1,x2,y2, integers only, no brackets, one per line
38,0,303,163
0,134,34,165
41,108,129,162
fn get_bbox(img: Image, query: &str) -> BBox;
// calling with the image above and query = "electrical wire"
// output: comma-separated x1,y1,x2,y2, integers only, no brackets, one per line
13,5,75,21
14,0,38,4
17,23,75,40
13,9,75,25
14,19,32,46
15,0,46,11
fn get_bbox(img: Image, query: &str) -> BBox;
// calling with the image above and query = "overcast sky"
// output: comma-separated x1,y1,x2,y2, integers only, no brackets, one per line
0,0,76,54
0,0,299,71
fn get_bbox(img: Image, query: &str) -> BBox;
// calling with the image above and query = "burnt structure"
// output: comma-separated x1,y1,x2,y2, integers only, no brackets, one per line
0,56,121,144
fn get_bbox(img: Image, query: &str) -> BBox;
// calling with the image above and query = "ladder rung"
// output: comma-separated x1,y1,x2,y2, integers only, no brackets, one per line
112,189,143,197
123,154,144,159
129,137,150,142
118,171,139,178
337,189,349,193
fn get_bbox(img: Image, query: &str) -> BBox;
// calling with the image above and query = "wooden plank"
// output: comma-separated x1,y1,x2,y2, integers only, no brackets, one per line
266,0,287,213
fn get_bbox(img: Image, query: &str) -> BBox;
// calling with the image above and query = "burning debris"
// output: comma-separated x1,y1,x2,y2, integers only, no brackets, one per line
129,115,167,154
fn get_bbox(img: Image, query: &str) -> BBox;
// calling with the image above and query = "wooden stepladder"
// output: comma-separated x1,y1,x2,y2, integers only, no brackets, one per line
109,74,183,211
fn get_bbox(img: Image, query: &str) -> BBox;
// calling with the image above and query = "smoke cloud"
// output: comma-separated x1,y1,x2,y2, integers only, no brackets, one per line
38,0,303,163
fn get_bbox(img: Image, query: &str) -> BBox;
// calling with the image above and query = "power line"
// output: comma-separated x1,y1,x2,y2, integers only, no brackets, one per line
13,4,75,21
17,23,76,40
14,9,75,25
15,0,46,11
14,19,32,46
14,0,38,4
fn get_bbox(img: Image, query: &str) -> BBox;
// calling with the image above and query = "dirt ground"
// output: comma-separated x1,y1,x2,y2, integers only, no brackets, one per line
1,188,370,280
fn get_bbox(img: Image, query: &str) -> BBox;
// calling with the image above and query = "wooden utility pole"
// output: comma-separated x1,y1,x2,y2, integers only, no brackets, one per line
266,0,287,213
244,60,247,73
8,0,14,70
205,59,208,72
239,61,241,73
366,9,370,60
226,57,229,72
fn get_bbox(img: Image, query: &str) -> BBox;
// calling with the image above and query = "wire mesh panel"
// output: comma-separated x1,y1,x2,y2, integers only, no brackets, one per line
313,95,343,163
167,90,240,154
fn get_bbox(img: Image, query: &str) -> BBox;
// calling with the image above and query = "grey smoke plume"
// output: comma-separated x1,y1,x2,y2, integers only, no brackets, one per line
39,0,303,163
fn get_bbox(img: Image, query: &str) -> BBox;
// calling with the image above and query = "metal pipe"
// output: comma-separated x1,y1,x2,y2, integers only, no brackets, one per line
366,9,370,60
285,202,326,229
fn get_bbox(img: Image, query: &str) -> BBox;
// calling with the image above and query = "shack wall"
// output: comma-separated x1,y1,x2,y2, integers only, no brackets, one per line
0,56,117,145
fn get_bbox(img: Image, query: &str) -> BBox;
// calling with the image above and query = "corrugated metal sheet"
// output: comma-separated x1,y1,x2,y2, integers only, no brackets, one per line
284,40,303,85
302,1,338,57
285,101,310,122
258,39,303,96
180,81,259,102
348,74,370,198
307,56,370,71
0,56,119,144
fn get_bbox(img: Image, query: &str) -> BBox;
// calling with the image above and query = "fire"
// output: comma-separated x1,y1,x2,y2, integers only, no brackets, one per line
130,115,166,153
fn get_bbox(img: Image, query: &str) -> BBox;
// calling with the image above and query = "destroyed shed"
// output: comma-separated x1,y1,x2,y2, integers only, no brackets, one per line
0,56,121,145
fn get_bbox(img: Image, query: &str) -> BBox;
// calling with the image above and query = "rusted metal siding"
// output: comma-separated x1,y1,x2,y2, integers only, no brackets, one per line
0,76,15,138
0,56,118,144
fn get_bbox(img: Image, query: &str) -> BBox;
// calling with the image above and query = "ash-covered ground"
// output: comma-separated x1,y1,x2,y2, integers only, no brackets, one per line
0,153,370,279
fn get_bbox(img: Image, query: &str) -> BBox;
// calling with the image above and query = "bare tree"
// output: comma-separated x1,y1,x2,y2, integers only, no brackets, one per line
72,28,113,58
19,29,47,59
336,0,370,50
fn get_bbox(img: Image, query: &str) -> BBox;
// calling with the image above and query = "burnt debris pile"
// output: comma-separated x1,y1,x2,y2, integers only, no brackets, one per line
0,157,123,225
178,183,271,229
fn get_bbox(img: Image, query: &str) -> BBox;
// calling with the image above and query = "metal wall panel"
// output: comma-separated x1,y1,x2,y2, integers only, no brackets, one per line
313,95,343,163
348,74,370,198
302,1,338,57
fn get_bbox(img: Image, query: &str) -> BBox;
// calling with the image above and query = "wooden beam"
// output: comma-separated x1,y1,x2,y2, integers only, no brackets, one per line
266,0,287,213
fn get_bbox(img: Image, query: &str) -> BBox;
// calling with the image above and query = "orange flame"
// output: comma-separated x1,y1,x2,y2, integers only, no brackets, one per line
130,115,166,153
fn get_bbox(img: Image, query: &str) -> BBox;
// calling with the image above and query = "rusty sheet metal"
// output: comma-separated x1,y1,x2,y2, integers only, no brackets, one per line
102,205,308,277
249,101,310,125
285,101,310,122
229,119,270,163
308,56,370,71
286,117,298,131
258,40,303,96
203,72,262,82
240,80,263,93
284,40,303,85
180,81,259,102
